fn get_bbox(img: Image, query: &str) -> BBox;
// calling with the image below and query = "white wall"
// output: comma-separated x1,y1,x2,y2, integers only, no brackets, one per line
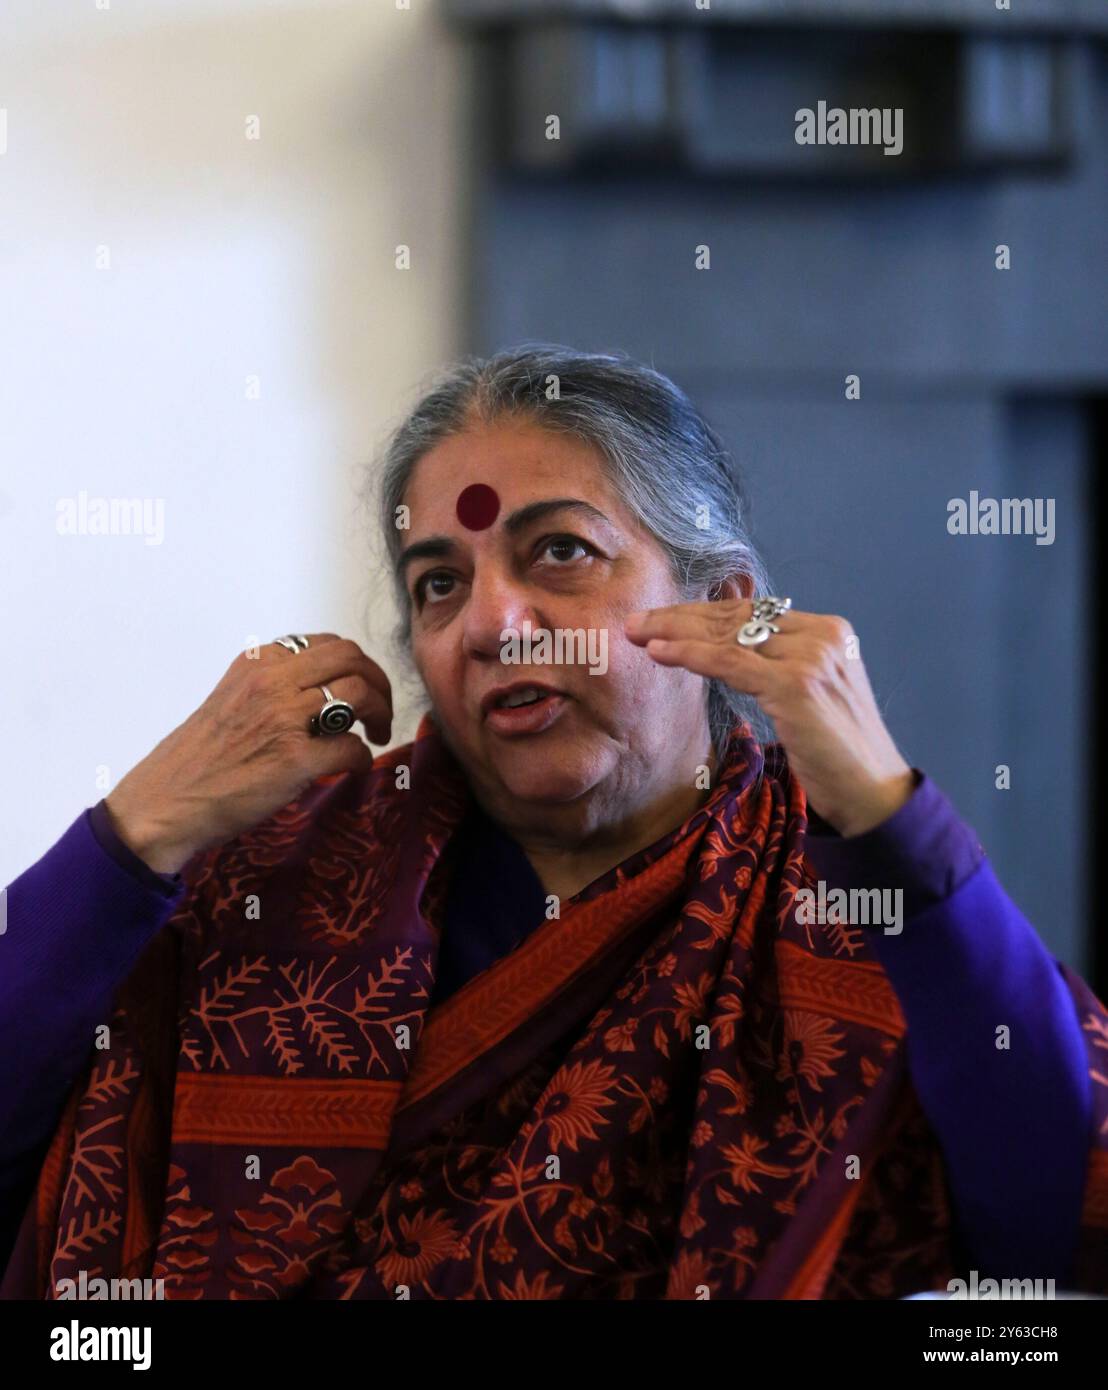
0,0,466,882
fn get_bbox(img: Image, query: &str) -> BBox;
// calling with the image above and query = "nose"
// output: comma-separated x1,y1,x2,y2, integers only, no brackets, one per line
460,561,544,663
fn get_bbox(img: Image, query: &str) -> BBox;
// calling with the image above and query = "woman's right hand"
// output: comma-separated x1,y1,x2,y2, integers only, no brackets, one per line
103,635,393,874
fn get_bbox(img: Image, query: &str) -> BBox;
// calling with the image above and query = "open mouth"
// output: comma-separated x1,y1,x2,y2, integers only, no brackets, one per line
496,687,549,710
483,685,568,735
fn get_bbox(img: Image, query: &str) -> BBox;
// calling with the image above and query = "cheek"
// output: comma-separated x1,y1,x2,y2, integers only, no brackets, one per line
600,578,694,697
413,634,481,737
603,631,683,704
412,634,452,703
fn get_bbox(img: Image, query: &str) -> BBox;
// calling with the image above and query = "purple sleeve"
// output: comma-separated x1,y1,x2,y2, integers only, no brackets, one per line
0,808,186,1269
804,770,984,917
805,775,1091,1285
87,799,185,897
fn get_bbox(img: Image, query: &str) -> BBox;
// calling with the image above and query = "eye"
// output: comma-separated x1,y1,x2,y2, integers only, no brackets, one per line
538,534,593,565
414,571,456,606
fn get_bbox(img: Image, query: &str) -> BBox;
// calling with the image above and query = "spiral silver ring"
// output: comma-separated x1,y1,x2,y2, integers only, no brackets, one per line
311,685,355,737
272,637,353,735
737,596,792,649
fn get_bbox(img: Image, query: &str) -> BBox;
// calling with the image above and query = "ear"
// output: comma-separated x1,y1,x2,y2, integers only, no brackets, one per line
708,572,754,603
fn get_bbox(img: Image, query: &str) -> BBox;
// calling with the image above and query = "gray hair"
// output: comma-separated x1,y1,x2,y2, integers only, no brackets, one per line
367,342,774,761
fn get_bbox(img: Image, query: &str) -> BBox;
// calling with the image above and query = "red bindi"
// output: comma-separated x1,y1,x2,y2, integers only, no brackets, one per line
456,483,500,530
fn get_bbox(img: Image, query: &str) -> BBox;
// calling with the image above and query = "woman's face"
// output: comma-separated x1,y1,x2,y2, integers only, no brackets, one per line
399,414,712,831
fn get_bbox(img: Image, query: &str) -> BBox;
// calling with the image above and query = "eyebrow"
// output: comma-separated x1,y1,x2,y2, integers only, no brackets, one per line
394,498,616,578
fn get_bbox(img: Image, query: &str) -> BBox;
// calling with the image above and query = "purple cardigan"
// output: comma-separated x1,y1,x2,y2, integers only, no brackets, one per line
0,773,1092,1290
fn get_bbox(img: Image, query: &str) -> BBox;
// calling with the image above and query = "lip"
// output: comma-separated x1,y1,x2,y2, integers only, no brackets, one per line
485,692,568,737
480,680,564,717
481,682,569,737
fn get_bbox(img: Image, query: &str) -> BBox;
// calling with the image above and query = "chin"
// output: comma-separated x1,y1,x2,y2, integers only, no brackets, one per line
486,738,611,805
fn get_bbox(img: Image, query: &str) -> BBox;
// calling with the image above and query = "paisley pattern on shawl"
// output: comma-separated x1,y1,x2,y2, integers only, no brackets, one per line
5,715,1108,1300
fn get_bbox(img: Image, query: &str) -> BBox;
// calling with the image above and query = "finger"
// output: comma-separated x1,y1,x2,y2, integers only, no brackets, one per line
643,636,782,699
750,615,858,664
645,622,850,675
294,675,392,743
265,632,344,658
626,601,807,649
305,730,376,779
285,638,394,715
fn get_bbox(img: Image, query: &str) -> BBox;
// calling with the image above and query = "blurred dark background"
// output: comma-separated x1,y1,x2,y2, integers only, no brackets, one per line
445,0,1108,987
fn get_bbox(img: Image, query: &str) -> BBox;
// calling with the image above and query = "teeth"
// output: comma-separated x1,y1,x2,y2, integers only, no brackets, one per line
501,688,543,709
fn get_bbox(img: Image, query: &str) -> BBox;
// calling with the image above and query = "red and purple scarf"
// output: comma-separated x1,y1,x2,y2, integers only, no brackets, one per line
5,717,1108,1298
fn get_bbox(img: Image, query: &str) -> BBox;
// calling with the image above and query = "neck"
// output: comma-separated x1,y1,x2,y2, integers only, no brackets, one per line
496,738,721,903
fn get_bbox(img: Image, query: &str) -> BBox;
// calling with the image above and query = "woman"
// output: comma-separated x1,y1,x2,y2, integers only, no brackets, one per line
2,345,1106,1300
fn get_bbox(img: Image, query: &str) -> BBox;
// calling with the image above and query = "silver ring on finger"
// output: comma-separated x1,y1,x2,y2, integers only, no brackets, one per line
274,634,310,655
737,596,792,649
753,596,791,622
310,685,356,737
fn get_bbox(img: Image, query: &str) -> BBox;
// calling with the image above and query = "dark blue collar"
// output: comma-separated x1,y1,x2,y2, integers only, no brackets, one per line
430,802,549,1005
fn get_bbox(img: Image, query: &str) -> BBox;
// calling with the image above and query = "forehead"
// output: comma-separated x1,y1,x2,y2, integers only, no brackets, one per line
402,416,623,530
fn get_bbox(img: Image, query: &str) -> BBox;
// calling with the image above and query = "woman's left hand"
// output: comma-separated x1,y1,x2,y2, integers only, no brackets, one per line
625,599,916,838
